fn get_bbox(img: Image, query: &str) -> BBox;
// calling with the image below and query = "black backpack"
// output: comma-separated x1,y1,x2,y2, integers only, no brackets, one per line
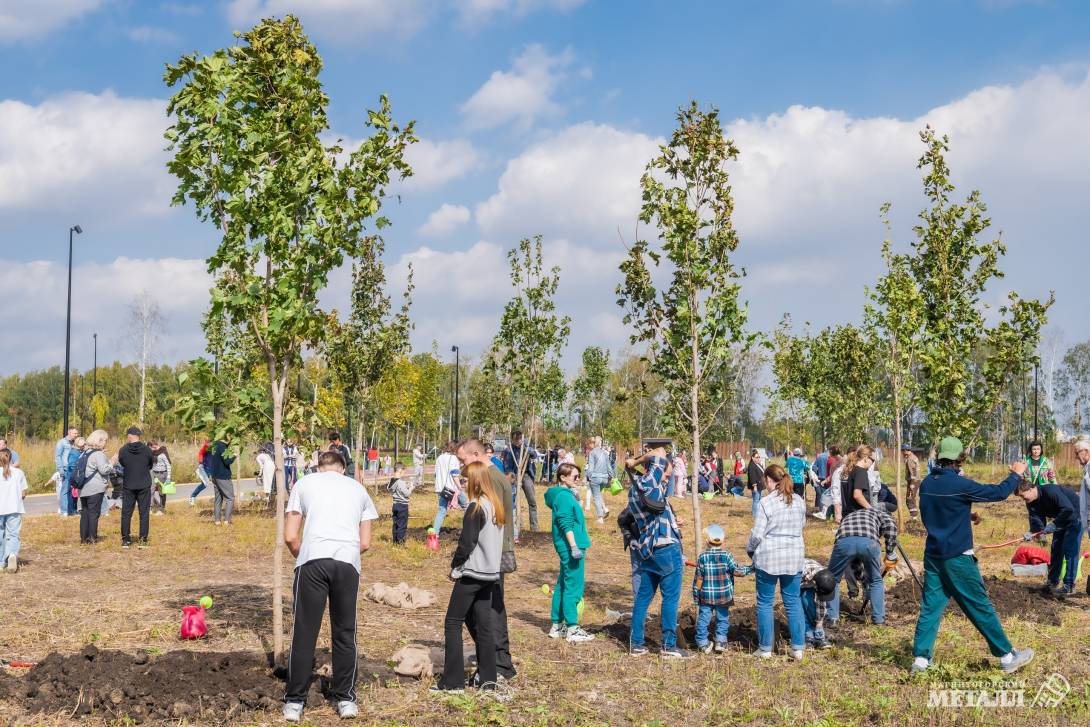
69,452,93,491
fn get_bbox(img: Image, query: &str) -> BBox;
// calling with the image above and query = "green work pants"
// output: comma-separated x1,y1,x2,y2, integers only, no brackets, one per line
551,552,586,626
912,554,1013,659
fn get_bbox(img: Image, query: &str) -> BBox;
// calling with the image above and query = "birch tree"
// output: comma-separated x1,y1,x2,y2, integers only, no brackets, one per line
164,16,413,661
617,102,757,557
124,290,165,424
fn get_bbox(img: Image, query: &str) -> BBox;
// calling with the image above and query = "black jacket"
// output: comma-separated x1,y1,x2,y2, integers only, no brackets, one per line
209,441,236,480
1027,484,1079,534
747,459,765,491
118,441,154,490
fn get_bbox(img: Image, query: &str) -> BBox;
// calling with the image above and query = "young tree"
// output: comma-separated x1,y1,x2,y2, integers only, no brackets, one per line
124,290,166,424
617,102,757,557
484,236,571,531
572,346,610,435
164,16,414,661
902,128,1053,452
1057,341,1090,432
865,226,924,526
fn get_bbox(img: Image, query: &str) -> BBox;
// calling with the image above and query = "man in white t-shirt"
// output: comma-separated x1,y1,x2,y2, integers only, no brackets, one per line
430,441,466,534
282,450,378,723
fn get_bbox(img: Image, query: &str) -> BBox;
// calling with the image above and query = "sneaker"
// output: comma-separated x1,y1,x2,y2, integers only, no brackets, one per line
478,683,513,702
1001,648,1034,674
121,542,131,549
548,623,565,639
791,649,804,661
713,641,726,654
470,672,508,688
813,638,832,650
565,626,595,643
811,510,827,520
661,647,692,659
153,511,163,517
282,702,304,722
595,517,605,525
752,649,772,660
1053,584,1075,597
336,701,358,719
137,540,149,549
188,497,196,507
698,642,714,654
5,554,16,573
429,685,465,695
629,646,649,657
910,658,930,674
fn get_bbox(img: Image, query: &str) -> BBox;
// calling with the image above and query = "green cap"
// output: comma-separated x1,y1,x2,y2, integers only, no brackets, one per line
936,436,964,461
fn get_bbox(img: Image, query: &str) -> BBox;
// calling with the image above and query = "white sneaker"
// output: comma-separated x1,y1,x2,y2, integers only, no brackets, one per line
337,701,358,719
5,554,16,573
548,623,565,639
791,649,804,661
188,497,196,507
752,649,771,659
811,510,827,520
566,626,595,643
282,702,304,722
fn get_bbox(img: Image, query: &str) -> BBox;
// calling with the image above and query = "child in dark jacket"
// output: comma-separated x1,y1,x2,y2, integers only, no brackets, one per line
389,464,413,545
692,523,752,653
544,463,593,643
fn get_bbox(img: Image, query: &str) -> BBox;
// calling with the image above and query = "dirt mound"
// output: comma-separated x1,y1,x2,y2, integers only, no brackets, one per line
882,575,1065,625
600,605,787,651
1,645,399,724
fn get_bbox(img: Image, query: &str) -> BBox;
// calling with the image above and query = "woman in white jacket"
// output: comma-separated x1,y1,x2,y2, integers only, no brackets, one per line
256,445,276,501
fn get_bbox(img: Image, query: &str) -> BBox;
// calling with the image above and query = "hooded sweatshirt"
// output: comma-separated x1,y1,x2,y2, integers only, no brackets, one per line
118,441,154,491
544,485,591,557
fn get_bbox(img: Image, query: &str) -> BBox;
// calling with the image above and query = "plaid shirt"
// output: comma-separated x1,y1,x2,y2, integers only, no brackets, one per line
692,547,752,605
746,491,806,575
800,558,828,625
835,507,898,553
628,455,682,560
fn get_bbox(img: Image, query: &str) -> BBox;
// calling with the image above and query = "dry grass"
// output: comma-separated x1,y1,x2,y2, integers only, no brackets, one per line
1,486,1089,726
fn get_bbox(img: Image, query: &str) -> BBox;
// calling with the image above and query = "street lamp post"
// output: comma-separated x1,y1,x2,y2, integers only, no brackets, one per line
63,224,83,436
1034,362,1039,441
92,332,98,429
451,345,460,441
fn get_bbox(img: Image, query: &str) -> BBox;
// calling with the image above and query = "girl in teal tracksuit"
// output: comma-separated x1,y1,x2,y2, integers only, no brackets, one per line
545,462,593,643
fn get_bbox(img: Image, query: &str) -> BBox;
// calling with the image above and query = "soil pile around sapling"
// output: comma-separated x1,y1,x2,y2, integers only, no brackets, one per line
5,646,284,723
882,575,1065,625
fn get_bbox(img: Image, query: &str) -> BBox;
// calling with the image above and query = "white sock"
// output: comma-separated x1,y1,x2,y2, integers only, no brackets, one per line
1000,652,1014,665
913,657,929,669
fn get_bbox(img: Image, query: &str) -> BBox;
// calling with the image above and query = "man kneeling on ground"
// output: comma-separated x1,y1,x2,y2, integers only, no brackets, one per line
282,450,379,723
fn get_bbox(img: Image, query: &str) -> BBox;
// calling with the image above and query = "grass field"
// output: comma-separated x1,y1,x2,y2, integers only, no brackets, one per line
1,481,1089,726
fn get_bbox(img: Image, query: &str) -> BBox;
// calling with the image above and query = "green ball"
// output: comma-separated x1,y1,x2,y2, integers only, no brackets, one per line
199,596,213,610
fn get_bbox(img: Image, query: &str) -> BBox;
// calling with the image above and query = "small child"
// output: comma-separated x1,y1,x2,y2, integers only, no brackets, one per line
800,558,834,649
389,464,412,545
692,523,752,653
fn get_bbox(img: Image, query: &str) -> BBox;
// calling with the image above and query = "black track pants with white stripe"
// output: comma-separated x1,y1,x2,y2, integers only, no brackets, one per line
286,558,359,704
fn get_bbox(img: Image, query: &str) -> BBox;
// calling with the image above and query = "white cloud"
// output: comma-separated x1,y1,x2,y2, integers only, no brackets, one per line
126,25,181,44
418,203,471,238
0,0,103,42
0,257,210,374
461,44,575,131
455,0,587,25
475,122,661,244
226,0,431,42
0,91,172,216
403,137,481,189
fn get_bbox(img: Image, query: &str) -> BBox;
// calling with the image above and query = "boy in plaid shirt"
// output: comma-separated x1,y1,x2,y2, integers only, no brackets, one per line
692,523,752,653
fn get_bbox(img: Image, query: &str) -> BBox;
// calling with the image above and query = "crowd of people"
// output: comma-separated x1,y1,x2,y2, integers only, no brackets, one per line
2,427,1090,721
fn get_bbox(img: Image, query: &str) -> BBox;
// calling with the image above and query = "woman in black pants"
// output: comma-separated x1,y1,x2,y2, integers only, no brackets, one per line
433,461,506,693
78,429,114,543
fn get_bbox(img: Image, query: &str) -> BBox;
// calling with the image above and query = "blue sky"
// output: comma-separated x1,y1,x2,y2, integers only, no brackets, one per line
1,0,1087,378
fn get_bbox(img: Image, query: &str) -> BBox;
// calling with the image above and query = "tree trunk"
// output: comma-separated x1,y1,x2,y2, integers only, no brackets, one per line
690,355,703,560
138,355,147,424
355,416,365,485
270,368,287,665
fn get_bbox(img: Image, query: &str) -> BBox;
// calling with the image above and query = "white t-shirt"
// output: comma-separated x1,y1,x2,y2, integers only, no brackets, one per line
286,471,379,572
434,452,460,494
0,466,28,515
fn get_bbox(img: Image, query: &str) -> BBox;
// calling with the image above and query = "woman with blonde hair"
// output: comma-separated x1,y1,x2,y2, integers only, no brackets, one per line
77,430,115,543
0,448,27,571
747,462,807,659
435,461,506,694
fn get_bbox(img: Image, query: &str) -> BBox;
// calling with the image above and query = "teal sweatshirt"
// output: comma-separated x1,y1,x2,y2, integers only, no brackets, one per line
544,485,591,555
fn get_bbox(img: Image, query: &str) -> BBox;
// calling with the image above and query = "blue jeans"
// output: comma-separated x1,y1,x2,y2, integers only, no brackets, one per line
431,490,468,533
587,476,607,518
755,569,806,652
801,589,826,642
191,465,211,499
630,543,683,649
751,488,761,518
826,536,885,624
1050,525,1083,588
666,472,676,497
0,513,22,561
696,603,730,646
